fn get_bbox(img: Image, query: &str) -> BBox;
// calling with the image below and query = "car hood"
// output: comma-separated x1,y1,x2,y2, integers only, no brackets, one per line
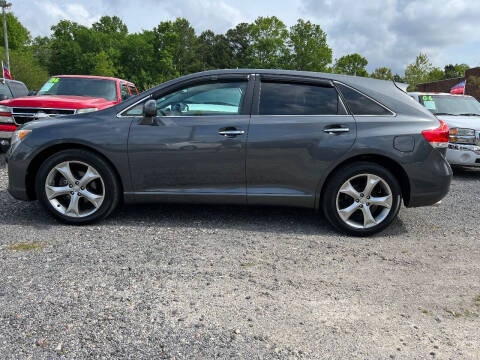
436,115,480,130
0,95,116,109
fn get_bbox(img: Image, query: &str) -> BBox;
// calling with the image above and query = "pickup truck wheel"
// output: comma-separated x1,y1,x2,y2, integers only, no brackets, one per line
35,149,120,224
322,162,402,236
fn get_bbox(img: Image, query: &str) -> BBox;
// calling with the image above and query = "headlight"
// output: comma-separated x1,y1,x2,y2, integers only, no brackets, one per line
449,128,476,145
10,129,32,148
0,105,13,123
76,108,98,114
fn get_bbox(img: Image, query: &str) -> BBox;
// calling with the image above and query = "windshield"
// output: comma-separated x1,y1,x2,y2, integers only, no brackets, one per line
37,77,117,101
419,95,480,116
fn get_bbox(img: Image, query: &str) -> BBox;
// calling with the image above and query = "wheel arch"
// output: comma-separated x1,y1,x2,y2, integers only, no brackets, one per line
25,143,125,201
317,153,411,209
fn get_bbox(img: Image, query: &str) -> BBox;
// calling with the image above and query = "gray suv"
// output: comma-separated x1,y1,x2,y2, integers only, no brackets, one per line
7,70,452,236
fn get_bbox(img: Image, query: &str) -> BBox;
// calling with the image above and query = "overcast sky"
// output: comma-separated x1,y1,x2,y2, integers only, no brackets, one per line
13,0,480,74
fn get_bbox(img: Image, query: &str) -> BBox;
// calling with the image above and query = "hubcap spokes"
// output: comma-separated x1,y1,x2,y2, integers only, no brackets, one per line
45,161,105,218
336,174,393,229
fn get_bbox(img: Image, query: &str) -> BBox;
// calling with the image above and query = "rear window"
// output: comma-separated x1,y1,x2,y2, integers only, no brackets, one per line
8,82,28,97
0,83,12,99
337,83,393,116
259,82,341,115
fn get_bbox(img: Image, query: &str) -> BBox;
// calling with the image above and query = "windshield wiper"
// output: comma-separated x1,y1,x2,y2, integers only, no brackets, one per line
434,112,456,116
458,113,480,116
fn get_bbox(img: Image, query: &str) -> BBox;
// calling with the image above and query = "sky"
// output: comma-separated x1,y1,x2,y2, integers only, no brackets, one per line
12,0,480,75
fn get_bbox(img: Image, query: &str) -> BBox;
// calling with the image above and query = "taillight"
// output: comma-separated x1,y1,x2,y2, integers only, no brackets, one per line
422,119,449,148
0,110,14,124
0,124,17,132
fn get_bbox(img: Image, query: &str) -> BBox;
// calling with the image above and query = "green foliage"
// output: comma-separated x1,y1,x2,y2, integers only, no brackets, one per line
0,13,31,50
427,67,445,82
0,47,48,89
1,12,474,95
371,67,394,80
444,63,469,79
286,19,332,72
404,53,432,91
247,16,288,69
334,53,369,77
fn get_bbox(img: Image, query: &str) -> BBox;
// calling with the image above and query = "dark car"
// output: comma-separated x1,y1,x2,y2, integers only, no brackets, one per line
6,70,452,235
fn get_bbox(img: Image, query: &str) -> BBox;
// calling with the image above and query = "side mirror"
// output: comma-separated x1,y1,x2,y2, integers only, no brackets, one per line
140,99,157,125
0,94,7,101
28,90,37,96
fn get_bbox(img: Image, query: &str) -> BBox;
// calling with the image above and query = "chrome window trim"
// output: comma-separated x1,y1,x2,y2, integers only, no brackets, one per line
333,81,397,117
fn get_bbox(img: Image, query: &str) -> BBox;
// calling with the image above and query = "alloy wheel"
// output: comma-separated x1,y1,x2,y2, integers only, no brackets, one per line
44,161,105,218
335,173,393,229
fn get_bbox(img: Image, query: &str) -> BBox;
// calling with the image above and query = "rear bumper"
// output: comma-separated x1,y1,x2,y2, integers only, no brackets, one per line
405,148,452,208
446,144,480,167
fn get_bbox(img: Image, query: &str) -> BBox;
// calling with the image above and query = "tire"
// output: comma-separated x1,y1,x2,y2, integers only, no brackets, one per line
35,149,121,224
322,161,402,236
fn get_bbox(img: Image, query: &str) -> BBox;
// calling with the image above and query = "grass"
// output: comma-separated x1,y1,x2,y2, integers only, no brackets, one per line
8,242,46,251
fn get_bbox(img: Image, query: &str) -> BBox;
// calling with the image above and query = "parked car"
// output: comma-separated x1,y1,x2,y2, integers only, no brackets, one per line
7,70,452,236
0,75,138,152
0,79,29,151
409,92,480,167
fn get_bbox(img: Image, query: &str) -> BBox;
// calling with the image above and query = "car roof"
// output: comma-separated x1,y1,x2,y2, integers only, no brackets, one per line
53,74,136,85
127,68,433,119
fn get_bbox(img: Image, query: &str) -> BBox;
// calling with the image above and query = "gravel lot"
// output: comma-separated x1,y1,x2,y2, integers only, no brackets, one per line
0,153,479,359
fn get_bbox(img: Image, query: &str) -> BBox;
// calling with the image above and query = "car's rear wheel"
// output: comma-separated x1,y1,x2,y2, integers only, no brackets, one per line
322,162,402,236
35,149,120,224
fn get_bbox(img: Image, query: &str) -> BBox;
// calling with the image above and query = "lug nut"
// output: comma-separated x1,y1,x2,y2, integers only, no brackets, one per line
366,196,370,199
367,203,370,206
75,181,79,185
355,199,360,202
69,184,73,188
70,191,74,195
360,193,364,197
81,186,84,190
359,204,363,208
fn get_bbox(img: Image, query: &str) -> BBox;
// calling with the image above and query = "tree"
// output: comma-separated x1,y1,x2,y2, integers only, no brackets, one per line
427,67,444,82
0,13,31,50
226,23,251,68
248,16,288,68
334,53,368,77
444,63,469,79
286,19,332,72
197,30,234,70
1,47,49,89
371,67,393,80
404,53,432,90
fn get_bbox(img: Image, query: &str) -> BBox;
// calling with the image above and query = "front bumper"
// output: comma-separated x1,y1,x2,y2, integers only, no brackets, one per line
446,143,480,167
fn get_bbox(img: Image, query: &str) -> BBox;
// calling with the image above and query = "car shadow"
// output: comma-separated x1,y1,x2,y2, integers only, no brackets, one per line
452,166,480,180
0,188,408,237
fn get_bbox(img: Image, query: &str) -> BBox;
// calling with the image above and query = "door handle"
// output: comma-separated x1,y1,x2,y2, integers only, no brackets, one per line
218,129,245,137
323,127,350,134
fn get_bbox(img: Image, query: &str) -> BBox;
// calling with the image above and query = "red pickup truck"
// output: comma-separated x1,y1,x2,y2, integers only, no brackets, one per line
0,75,138,151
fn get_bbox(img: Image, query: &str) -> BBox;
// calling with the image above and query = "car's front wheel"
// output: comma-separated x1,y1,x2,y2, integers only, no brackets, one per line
35,149,121,224
322,162,402,236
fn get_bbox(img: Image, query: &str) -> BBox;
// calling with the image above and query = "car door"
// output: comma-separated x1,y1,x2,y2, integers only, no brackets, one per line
246,74,357,208
125,75,253,204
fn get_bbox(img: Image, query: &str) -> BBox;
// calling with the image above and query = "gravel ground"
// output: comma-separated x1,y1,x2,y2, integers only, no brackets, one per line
0,153,479,359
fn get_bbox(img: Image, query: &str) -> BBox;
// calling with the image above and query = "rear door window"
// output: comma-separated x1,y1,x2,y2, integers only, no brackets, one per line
259,81,342,115
336,83,393,116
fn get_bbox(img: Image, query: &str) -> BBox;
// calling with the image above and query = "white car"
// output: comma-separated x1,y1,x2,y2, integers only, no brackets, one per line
409,92,480,167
